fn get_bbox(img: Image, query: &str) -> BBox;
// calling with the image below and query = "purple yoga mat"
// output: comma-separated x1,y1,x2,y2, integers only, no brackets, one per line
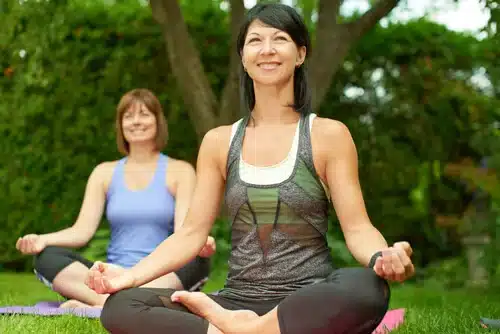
0,301,404,332
0,301,101,318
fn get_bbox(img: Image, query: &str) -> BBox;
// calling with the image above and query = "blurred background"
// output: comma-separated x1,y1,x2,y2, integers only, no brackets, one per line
1,0,499,299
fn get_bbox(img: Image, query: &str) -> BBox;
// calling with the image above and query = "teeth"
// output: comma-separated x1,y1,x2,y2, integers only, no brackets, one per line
259,63,279,69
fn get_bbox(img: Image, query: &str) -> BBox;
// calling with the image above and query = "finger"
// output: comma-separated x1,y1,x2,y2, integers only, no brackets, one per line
19,238,28,252
97,277,108,294
391,250,406,282
395,248,415,278
171,291,189,303
16,238,24,252
382,249,394,279
87,269,95,290
93,271,103,293
394,241,413,257
30,240,39,254
94,261,105,273
26,239,35,254
373,257,384,276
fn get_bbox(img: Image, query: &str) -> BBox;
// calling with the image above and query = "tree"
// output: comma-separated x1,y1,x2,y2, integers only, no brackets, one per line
149,0,402,140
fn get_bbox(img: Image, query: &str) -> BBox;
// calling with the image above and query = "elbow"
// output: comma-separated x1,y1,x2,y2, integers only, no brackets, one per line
179,224,208,250
71,227,94,248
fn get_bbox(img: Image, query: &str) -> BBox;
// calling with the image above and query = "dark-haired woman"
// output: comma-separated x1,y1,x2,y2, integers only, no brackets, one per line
87,4,415,333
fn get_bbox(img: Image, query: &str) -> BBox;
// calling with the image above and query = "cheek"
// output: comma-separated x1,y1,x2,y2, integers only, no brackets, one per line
146,117,157,129
122,119,132,130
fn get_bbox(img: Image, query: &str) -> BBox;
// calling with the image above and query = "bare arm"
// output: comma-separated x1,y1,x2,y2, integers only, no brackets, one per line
128,128,226,286
169,160,197,232
322,120,388,266
39,163,108,248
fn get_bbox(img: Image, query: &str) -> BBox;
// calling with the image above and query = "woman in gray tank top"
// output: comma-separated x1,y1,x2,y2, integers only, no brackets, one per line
87,4,415,334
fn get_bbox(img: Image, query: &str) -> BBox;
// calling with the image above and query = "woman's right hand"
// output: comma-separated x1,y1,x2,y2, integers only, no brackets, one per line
85,261,136,294
16,234,47,255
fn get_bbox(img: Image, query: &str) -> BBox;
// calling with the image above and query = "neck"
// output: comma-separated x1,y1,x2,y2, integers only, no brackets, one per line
251,80,298,126
127,144,159,164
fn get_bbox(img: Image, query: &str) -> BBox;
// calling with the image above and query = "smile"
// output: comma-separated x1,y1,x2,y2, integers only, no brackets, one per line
258,62,281,70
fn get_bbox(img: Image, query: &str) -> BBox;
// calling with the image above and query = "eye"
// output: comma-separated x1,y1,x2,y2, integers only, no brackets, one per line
275,35,288,41
247,37,260,43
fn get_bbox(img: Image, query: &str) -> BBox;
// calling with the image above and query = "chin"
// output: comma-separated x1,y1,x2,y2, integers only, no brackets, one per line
125,135,156,144
252,74,293,87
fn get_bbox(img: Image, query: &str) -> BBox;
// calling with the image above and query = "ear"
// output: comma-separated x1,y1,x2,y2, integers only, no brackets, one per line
296,46,306,67
240,52,247,70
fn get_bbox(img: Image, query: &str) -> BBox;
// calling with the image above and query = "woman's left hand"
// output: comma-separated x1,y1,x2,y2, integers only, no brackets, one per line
373,241,415,282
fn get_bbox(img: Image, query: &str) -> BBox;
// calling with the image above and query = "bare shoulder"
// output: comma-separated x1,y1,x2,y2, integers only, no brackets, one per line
311,117,357,163
167,158,196,176
311,116,353,142
200,125,233,159
202,125,233,148
92,160,120,189
199,125,235,177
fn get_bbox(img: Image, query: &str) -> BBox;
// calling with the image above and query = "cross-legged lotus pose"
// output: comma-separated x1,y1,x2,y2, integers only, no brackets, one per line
16,88,215,308
86,4,415,333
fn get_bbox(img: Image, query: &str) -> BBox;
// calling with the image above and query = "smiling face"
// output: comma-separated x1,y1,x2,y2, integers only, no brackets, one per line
241,19,306,86
121,102,157,145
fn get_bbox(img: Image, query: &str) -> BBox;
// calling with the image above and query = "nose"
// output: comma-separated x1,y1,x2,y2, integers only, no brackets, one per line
132,113,142,124
260,38,276,55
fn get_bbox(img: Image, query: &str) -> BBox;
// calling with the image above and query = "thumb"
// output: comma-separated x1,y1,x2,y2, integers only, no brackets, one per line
96,261,107,273
106,273,131,293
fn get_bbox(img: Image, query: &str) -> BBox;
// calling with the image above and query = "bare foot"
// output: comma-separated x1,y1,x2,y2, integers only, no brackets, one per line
171,291,259,334
59,299,92,309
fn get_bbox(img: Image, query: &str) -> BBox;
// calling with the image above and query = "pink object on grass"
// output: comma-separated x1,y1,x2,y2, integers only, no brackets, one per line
373,308,406,334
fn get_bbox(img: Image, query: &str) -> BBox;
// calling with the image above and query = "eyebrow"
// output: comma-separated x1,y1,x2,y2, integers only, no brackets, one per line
247,31,283,38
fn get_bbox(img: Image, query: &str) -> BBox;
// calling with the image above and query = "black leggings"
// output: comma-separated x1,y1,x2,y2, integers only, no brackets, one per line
100,267,390,334
33,246,210,294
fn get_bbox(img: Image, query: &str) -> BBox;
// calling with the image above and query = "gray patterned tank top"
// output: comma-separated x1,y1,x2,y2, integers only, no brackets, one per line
218,113,334,301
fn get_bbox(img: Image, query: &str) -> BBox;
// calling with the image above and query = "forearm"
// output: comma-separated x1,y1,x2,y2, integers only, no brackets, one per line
129,227,207,287
40,227,90,248
344,223,388,267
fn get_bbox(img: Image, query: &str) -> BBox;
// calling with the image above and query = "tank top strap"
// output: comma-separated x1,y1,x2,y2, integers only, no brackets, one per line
226,115,250,174
149,153,167,189
107,158,127,197
297,112,316,174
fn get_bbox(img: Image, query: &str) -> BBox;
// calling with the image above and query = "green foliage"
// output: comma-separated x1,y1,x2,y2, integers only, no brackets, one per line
1,0,499,277
0,0,208,267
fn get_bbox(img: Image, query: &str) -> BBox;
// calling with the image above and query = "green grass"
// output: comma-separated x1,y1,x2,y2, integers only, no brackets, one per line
1,272,499,333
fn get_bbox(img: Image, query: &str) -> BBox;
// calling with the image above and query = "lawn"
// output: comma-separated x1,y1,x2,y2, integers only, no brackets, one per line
1,272,499,333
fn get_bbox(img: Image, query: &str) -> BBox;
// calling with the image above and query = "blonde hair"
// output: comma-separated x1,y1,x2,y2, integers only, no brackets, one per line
115,88,168,155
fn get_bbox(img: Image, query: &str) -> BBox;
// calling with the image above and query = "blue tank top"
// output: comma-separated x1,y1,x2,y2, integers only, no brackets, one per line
105,153,176,268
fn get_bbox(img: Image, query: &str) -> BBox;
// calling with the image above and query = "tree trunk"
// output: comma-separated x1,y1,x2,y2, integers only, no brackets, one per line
151,0,401,141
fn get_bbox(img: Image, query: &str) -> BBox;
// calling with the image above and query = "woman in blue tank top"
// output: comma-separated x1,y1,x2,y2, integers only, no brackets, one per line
15,88,215,308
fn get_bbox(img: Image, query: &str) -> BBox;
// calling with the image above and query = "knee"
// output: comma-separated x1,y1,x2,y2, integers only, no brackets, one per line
343,268,389,314
100,289,133,332
100,288,148,332
33,246,64,276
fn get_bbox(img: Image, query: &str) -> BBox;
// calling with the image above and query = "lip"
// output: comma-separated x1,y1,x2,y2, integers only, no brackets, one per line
258,62,281,70
257,62,281,66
